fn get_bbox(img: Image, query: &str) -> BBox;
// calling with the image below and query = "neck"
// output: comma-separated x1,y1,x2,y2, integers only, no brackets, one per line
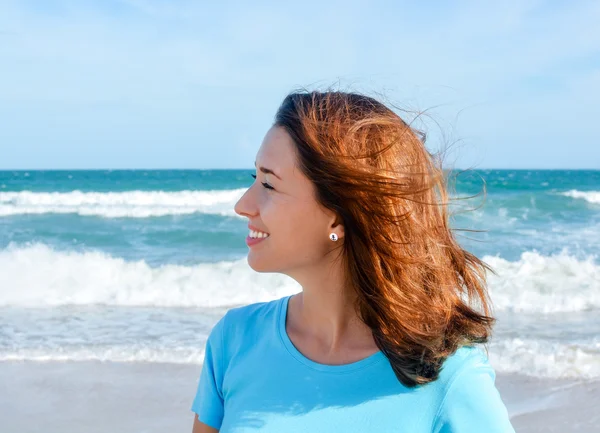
285,258,374,355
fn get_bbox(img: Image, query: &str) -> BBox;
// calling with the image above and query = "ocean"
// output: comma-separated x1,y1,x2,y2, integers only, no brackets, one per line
1,168,599,381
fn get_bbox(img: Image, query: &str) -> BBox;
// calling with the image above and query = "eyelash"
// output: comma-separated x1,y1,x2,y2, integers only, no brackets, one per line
251,174,274,190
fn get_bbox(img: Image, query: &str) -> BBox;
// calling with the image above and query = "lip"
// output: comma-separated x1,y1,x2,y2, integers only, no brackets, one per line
248,224,269,234
246,224,270,247
246,234,269,247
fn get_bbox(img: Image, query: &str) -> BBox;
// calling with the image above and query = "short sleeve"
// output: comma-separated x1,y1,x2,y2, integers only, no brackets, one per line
433,351,515,433
191,313,227,430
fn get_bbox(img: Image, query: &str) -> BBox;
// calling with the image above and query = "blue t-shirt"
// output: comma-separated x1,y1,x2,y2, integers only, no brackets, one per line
192,294,515,432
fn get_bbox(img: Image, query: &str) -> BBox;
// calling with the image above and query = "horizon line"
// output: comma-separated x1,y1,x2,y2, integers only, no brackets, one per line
0,167,599,171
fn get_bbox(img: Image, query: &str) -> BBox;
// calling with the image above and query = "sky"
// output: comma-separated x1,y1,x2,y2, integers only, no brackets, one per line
0,0,598,170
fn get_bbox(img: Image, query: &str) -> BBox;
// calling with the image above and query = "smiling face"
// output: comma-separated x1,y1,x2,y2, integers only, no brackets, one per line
234,126,343,274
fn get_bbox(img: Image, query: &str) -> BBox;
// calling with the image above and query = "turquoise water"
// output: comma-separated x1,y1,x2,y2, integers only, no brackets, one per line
1,169,598,264
0,169,599,377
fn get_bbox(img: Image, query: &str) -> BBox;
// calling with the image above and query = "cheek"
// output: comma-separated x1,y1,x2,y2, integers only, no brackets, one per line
248,201,330,271
262,200,306,242
262,202,295,239
275,203,326,248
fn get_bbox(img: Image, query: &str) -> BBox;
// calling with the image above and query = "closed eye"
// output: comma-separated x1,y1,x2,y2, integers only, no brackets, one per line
251,174,274,190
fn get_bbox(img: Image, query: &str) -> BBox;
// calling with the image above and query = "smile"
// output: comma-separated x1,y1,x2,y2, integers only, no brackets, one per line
249,229,270,238
246,233,269,247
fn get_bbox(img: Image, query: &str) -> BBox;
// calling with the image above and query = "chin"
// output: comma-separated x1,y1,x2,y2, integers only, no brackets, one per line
246,253,271,273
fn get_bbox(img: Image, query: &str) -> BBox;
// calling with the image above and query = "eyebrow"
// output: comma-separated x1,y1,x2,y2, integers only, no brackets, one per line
254,161,282,180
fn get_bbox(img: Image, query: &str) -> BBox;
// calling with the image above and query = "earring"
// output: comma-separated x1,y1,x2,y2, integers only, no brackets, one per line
329,233,338,241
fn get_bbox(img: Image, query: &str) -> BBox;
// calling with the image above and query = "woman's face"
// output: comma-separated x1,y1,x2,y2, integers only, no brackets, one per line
234,126,341,274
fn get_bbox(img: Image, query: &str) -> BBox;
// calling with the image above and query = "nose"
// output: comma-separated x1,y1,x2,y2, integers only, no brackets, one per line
234,184,258,218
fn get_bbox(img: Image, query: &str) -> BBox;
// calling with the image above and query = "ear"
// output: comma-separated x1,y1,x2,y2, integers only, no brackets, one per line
329,215,345,239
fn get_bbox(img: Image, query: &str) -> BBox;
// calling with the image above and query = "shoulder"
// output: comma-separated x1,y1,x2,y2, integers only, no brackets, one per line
438,345,493,384
216,295,285,341
224,295,284,327
432,346,515,432
436,345,497,404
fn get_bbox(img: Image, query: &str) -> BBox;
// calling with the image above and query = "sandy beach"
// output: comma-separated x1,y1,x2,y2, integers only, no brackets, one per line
1,360,598,432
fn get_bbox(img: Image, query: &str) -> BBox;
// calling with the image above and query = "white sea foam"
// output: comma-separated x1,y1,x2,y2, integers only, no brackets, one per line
0,347,207,364
1,243,598,379
1,338,598,379
0,189,247,217
559,189,600,204
489,337,600,379
0,243,299,308
483,250,600,313
0,244,598,312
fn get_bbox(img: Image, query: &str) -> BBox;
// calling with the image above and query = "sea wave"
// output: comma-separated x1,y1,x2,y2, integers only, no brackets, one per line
0,189,246,217
0,244,598,312
0,243,299,307
0,347,206,364
1,338,597,379
483,249,600,313
490,337,600,379
559,189,600,204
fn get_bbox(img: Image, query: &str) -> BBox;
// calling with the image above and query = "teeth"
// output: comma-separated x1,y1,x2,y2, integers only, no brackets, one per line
249,229,270,239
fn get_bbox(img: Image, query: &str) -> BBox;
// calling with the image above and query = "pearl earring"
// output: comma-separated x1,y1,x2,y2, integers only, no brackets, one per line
329,233,338,241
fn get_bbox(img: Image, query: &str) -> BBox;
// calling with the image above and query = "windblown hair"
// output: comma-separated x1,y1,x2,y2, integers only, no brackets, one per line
273,88,495,387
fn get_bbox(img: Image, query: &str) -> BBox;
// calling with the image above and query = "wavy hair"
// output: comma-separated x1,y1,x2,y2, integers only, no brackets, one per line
273,89,495,387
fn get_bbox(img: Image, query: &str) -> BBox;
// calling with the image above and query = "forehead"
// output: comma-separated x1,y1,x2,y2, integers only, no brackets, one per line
255,126,298,173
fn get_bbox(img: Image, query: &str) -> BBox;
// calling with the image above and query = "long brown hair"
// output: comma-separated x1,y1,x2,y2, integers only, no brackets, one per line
273,88,495,387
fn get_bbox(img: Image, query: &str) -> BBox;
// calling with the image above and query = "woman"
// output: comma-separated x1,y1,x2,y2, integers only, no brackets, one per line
191,90,515,432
